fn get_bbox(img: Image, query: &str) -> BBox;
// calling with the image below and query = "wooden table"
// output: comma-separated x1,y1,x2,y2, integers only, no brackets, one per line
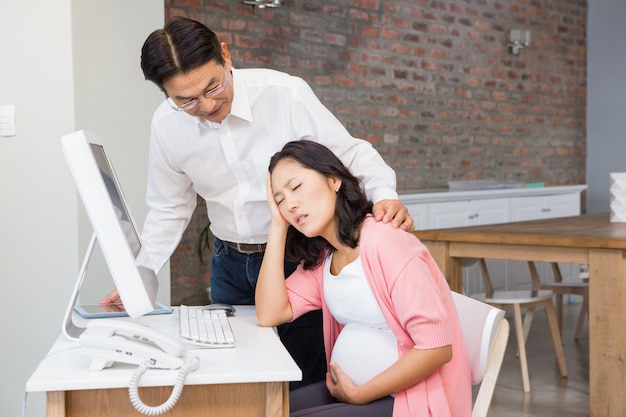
415,213,626,417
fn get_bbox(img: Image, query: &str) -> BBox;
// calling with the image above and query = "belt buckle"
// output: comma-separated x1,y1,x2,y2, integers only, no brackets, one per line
236,243,255,254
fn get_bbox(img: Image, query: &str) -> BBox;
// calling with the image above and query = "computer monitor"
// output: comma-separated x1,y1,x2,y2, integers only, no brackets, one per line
61,130,160,339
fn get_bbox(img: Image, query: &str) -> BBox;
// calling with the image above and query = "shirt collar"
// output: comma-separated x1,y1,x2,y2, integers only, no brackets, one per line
229,67,253,123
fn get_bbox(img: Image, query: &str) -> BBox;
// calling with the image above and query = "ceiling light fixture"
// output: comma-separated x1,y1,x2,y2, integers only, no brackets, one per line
242,0,280,8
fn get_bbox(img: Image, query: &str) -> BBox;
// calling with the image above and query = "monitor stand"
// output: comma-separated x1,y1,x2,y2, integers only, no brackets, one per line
62,232,97,341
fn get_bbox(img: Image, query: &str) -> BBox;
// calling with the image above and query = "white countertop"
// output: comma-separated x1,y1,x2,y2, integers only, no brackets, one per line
399,184,587,204
26,306,302,392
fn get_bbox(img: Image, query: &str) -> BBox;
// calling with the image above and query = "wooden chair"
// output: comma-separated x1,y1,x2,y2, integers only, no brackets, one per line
451,291,510,417
533,262,588,340
471,259,568,393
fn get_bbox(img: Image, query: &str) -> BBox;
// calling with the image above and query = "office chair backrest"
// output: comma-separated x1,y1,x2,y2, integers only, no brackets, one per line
451,291,509,417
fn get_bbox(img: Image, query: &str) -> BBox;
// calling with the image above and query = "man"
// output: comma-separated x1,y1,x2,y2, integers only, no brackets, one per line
103,16,413,388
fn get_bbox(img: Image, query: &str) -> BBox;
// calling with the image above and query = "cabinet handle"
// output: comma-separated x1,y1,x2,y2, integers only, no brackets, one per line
541,208,551,213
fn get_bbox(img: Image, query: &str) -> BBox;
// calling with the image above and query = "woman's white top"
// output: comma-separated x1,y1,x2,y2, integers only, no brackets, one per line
324,253,398,386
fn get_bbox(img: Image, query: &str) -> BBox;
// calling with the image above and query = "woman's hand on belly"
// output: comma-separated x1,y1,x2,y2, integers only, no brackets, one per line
327,345,453,405
326,362,367,404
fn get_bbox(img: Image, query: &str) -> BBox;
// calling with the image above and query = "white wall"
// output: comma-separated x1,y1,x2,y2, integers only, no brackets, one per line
586,1,626,213
0,1,164,417
70,1,167,304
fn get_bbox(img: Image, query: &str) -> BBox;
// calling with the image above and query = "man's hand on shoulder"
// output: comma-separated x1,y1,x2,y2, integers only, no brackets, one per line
372,199,414,232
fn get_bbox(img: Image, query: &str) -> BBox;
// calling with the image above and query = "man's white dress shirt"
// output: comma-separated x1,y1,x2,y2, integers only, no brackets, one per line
141,67,398,273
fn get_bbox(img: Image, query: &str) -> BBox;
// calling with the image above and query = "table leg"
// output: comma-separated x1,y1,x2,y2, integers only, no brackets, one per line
46,391,65,417
421,241,464,292
588,248,626,417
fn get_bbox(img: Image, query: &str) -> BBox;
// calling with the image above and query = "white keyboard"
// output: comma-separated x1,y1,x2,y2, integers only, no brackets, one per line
179,305,235,348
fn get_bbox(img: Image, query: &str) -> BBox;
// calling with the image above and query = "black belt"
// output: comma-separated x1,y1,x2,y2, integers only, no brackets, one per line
224,241,267,254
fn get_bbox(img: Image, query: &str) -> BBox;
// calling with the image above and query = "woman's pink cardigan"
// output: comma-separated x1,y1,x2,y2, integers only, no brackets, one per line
285,216,472,417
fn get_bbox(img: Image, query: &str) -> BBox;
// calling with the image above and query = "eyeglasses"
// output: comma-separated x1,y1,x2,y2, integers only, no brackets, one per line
167,66,230,112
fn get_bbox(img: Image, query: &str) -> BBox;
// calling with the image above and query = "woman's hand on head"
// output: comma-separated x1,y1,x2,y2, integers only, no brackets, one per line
266,175,289,229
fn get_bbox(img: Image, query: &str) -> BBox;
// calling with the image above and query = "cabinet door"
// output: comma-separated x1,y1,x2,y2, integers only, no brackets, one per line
428,201,472,229
406,204,429,231
428,198,508,229
470,198,509,225
542,193,581,217
510,196,545,221
510,193,580,221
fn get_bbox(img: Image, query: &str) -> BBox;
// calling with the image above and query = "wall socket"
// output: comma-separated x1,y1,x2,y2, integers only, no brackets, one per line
0,105,16,137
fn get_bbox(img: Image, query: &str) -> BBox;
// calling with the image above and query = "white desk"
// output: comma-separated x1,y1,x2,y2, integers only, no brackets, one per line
26,306,302,417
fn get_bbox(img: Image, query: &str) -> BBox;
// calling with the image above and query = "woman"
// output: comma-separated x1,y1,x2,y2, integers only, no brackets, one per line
256,140,471,416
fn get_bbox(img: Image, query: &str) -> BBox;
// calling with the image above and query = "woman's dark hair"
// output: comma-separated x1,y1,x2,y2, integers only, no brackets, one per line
268,140,373,270
140,16,225,92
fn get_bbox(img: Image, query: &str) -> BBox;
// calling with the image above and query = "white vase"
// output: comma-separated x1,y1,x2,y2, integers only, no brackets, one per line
610,173,626,222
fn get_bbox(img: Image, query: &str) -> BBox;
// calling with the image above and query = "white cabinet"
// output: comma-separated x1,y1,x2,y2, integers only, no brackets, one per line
407,204,429,231
510,193,581,221
429,198,509,229
509,193,582,289
400,185,587,294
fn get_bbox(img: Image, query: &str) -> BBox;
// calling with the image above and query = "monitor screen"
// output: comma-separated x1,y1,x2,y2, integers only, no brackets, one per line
90,143,142,257
61,130,159,320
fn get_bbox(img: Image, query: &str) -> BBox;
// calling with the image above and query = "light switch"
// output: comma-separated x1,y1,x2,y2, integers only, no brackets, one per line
0,105,16,137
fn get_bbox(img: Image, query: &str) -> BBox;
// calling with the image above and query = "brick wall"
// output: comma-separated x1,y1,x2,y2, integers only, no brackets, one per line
166,0,587,301
166,0,587,189
170,197,212,305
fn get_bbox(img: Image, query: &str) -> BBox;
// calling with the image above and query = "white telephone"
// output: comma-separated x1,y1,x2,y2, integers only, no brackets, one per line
80,319,186,370
79,319,199,416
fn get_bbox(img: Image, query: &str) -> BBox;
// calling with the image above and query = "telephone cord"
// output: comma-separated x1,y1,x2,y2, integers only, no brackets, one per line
128,356,200,416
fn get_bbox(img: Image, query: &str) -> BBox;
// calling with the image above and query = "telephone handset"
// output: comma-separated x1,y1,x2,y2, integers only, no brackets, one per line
79,319,199,416
80,318,186,370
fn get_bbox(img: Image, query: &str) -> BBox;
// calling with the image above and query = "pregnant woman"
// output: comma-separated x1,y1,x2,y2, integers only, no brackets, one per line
255,140,471,417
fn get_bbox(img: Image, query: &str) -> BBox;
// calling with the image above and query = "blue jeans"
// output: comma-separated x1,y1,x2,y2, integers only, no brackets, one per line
210,237,326,389
210,237,264,305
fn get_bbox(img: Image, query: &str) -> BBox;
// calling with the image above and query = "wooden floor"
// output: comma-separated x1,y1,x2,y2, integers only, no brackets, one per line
481,300,590,416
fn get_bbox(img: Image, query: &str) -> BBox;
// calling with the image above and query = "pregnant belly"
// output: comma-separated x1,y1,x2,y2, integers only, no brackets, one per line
330,323,398,386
